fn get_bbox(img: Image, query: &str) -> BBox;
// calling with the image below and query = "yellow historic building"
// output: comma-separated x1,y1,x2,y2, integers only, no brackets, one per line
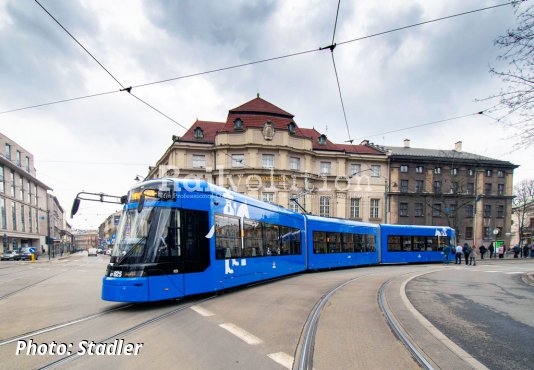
147,96,390,222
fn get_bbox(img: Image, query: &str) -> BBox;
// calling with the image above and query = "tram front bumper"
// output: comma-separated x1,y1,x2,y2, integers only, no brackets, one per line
102,276,149,302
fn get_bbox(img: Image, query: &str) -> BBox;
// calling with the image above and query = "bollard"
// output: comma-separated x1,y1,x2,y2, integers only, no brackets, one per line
31,253,35,263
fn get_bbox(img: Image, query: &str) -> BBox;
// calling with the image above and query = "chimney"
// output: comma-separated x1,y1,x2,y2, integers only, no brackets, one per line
454,141,462,152
403,139,410,148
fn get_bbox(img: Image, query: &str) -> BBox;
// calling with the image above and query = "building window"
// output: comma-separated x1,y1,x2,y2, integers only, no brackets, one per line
12,202,16,231
434,167,441,175
350,163,361,176
465,204,474,217
16,151,21,166
34,184,38,206
415,166,424,174
433,181,442,194
483,227,491,238
10,171,15,197
400,180,409,193
27,180,31,203
497,205,504,218
370,199,380,219
349,198,360,219
465,227,473,239
0,198,6,229
35,209,39,233
0,165,4,194
414,203,424,217
262,192,275,203
484,183,492,195
450,182,458,194
5,143,11,160
371,165,381,177
468,168,474,176
231,154,244,168
19,205,25,232
28,207,32,233
432,203,442,217
289,157,300,171
484,205,492,218
449,204,457,217
319,196,330,217
318,134,327,145
497,184,504,196
192,155,206,168
400,165,408,173
415,180,424,193
19,176,23,200
233,118,243,130
451,168,458,176
320,162,331,175
288,122,296,135
289,199,300,213
497,170,504,178
193,127,204,139
399,203,408,217
262,154,275,169
25,157,30,172
486,169,492,177
467,182,474,194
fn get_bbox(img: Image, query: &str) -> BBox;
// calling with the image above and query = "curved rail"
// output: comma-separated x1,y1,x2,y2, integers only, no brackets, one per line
377,279,433,370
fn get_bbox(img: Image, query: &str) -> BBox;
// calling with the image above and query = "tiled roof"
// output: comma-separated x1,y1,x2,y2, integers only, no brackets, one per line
386,146,517,166
300,128,384,154
229,96,294,118
179,120,225,143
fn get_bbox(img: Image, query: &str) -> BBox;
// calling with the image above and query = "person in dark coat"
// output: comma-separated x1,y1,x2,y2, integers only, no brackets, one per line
463,243,472,265
488,242,495,259
479,244,487,259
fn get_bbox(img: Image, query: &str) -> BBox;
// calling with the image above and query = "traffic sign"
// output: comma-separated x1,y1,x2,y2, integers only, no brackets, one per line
29,247,36,254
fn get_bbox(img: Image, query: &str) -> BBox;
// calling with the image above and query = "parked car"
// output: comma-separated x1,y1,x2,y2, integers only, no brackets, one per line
17,247,38,261
1,250,19,261
97,248,103,254
88,248,98,257
105,249,112,256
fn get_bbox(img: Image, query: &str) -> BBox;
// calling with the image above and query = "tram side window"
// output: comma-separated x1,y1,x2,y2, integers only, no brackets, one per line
413,236,426,251
155,209,180,263
290,229,301,255
365,235,377,252
313,232,327,254
426,236,448,251
327,232,342,253
387,236,402,251
401,236,412,251
244,219,264,257
215,214,241,259
342,233,354,253
263,223,280,255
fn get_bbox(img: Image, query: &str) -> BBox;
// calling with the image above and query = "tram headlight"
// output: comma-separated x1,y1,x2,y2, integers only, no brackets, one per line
122,269,146,278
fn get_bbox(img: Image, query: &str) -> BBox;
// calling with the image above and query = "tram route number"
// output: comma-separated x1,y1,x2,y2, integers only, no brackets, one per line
111,271,122,277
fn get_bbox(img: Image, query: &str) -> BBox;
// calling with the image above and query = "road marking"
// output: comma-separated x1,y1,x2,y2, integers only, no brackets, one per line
506,272,523,274
267,352,294,369
219,323,263,345
190,305,214,317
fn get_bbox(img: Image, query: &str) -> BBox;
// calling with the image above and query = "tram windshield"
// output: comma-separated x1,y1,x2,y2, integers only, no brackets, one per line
111,207,180,265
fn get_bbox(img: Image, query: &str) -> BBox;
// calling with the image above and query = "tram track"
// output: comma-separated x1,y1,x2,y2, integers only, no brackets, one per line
36,295,217,370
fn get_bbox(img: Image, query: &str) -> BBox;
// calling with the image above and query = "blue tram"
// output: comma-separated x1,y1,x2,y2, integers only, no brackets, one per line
101,178,455,302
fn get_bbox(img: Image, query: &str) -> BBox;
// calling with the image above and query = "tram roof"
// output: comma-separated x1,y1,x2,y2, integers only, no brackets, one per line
304,214,378,229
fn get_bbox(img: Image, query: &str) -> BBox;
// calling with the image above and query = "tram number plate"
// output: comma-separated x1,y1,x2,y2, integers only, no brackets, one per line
111,271,122,278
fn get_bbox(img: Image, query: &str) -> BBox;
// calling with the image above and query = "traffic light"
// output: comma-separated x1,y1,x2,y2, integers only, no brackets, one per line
2,233,7,248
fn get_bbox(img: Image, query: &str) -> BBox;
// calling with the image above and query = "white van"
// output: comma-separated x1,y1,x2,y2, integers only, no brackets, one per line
88,248,98,257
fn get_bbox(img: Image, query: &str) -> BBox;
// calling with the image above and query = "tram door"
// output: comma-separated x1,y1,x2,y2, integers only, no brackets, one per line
182,209,210,294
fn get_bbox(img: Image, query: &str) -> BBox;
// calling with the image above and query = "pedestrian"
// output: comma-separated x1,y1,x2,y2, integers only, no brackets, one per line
41,245,45,255
469,245,477,266
489,242,495,259
463,242,472,265
498,244,504,259
443,244,451,264
523,245,529,258
479,244,487,260
455,244,463,264
513,244,520,258
530,244,534,258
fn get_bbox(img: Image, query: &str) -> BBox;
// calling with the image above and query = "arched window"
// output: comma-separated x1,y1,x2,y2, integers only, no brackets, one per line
193,127,204,139
233,118,243,130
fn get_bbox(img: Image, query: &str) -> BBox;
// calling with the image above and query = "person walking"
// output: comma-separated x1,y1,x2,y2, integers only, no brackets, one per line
513,244,520,258
463,243,472,265
479,244,487,260
489,242,495,259
498,244,505,259
523,245,529,258
530,244,534,258
443,244,452,264
456,244,463,264
469,246,477,266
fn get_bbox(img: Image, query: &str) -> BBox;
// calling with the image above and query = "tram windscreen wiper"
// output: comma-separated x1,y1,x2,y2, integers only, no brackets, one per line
116,237,146,266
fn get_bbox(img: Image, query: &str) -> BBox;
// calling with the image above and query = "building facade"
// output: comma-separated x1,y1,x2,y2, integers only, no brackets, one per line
98,211,121,248
147,96,390,222
73,230,99,252
0,132,52,253
387,139,517,247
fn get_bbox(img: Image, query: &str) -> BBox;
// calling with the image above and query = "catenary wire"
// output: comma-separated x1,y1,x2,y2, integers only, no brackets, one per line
329,53,352,144
34,0,124,89
1,1,516,117
331,0,342,46
34,0,185,129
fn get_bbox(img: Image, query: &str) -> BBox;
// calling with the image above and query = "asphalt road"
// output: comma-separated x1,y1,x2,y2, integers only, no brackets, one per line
0,254,532,370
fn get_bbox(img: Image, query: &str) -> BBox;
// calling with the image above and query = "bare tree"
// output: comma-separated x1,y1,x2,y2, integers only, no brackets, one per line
512,178,534,248
483,1,533,149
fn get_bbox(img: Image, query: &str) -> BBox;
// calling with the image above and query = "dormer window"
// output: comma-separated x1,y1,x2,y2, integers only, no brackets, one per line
288,122,296,135
233,118,243,131
318,134,327,145
193,127,204,139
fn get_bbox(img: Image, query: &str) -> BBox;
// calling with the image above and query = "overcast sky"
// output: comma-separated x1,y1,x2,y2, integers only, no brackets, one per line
0,0,532,230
